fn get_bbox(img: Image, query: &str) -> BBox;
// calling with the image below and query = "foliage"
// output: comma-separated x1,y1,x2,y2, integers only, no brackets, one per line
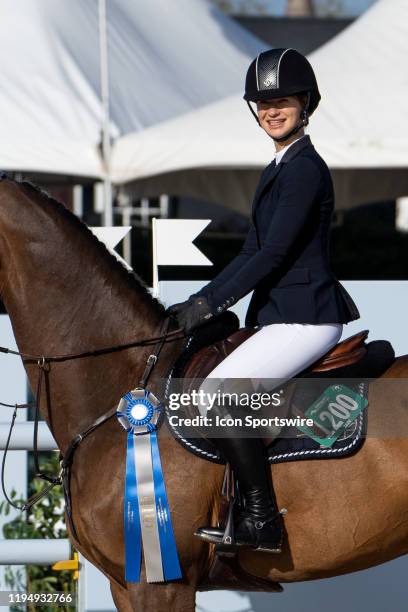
313,0,345,17
210,0,377,18
0,452,76,612
210,0,269,15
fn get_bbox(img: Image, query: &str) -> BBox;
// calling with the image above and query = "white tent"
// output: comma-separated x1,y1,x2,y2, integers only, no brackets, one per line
309,0,408,168
0,0,266,177
111,0,408,211
110,93,271,213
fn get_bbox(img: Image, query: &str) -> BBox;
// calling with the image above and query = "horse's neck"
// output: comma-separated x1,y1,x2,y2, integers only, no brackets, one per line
0,181,167,449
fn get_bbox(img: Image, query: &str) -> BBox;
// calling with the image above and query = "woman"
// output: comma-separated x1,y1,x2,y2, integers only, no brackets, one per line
167,48,360,553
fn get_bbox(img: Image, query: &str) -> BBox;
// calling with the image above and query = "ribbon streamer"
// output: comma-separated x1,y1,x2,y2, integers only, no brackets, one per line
117,387,182,583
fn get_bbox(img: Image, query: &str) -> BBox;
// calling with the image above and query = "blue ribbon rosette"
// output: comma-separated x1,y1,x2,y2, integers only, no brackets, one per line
116,387,182,583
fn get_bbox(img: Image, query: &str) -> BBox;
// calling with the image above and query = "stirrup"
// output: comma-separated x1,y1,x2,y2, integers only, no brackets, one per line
194,466,241,554
194,465,287,553
212,494,239,555
206,500,287,554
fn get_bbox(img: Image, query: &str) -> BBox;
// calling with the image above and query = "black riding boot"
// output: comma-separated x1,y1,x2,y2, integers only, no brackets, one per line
194,402,286,552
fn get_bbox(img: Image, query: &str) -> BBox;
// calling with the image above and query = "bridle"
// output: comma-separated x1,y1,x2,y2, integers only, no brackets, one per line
0,315,185,541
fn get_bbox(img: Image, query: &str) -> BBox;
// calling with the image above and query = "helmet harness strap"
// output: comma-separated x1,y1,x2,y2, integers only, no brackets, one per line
246,100,261,126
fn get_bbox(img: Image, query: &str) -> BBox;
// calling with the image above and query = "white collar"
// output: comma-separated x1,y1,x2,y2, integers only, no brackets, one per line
275,134,307,165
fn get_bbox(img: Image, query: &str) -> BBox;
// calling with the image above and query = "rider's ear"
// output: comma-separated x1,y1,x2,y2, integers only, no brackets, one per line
296,94,309,125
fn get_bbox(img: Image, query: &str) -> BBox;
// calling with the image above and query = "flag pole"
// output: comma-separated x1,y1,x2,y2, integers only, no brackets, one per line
152,217,159,298
98,0,113,227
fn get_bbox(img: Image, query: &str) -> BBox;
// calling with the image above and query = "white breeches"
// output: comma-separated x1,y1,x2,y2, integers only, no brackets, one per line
196,322,343,423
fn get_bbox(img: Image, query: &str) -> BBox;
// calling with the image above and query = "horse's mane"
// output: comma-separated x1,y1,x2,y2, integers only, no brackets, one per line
16,179,166,317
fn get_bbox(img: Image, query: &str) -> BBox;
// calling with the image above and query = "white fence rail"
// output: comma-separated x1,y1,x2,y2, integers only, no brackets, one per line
0,539,70,565
0,422,57,450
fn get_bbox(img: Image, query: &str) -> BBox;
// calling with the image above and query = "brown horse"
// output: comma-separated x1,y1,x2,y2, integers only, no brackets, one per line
0,176,407,611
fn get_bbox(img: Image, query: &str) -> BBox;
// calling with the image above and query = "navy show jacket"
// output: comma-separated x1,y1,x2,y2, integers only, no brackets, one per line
194,135,360,327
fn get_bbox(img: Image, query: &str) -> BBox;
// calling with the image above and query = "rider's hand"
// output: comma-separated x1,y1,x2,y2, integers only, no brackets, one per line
168,295,214,334
165,296,194,317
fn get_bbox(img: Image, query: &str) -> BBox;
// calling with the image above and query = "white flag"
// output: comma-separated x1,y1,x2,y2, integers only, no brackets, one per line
153,219,213,266
90,227,132,271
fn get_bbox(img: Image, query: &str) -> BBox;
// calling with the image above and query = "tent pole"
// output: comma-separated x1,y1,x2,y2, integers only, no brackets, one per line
98,0,113,227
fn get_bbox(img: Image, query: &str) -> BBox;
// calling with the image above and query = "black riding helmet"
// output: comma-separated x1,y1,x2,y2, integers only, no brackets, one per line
244,48,321,142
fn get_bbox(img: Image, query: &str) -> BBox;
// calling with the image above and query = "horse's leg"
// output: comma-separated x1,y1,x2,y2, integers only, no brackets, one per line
127,583,196,612
110,581,133,612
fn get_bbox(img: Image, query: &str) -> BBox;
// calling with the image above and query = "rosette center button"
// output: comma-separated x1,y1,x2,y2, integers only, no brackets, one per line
130,404,150,421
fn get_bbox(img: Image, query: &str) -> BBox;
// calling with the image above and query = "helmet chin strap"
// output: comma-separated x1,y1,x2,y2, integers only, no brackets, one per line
246,100,261,126
246,92,311,144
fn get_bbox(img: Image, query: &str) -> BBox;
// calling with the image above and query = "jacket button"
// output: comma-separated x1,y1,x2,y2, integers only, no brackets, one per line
216,306,223,313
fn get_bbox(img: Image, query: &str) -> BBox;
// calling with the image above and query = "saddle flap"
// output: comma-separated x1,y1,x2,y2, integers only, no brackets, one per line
181,327,257,380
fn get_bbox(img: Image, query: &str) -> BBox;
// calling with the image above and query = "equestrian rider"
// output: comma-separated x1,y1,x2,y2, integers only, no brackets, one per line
167,48,360,553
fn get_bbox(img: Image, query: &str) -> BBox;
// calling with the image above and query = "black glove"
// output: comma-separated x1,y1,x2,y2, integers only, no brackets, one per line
165,296,194,317
169,295,214,334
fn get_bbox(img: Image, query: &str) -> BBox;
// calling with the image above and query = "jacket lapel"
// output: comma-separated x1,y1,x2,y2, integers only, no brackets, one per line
251,160,280,223
251,135,314,223
279,134,313,165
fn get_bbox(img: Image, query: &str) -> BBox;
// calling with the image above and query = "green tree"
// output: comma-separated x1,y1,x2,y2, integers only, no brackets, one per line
0,452,76,612
211,0,269,15
313,0,345,17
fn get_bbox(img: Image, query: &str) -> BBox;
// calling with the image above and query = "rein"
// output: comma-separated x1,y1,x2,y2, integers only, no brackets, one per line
0,321,185,363
0,315,185,540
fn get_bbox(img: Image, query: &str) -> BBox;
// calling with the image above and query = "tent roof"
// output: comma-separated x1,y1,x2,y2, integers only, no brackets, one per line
0,0,266,177
308,0,408,167
111,93,272,184
111,0,408,185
